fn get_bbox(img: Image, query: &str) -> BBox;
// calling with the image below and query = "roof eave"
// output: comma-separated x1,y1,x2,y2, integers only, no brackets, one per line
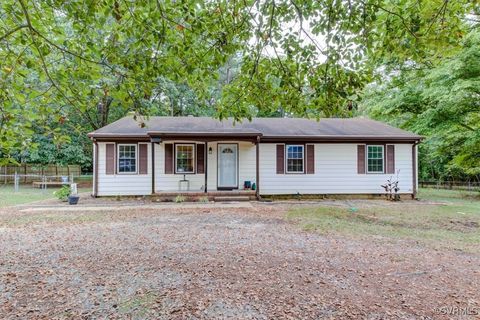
147,132,263,137
87,132,422,143
260,135,423,142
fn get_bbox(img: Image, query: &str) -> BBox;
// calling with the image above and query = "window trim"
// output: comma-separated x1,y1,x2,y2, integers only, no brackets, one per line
174,143,196,174
366,144,385,174
117,143,138,175
285,144,305,174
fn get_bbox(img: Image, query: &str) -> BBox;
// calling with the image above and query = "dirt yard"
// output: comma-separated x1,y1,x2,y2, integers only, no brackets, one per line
0,199,479,319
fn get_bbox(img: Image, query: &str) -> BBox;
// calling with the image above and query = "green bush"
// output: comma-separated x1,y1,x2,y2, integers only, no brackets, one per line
54,185,71,201
174,195,186,203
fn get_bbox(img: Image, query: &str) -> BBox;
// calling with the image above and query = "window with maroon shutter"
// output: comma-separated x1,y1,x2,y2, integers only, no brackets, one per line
357,145,366,174
386,145,395,174
139,144,148,174
105,143,115,175
196,144,205,174
276,144,285,174
164,144,173,174
306,144,315,174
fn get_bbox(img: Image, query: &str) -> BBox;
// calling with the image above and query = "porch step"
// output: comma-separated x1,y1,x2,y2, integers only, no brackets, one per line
214,196,251,202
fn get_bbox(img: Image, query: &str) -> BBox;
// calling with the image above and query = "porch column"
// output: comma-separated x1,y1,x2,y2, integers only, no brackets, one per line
204,141,208,193
151,142,155,194
150,137,161,195
256,136,260,199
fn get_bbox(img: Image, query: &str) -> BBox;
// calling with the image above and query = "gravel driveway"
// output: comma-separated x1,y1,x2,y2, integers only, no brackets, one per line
0,204,479,319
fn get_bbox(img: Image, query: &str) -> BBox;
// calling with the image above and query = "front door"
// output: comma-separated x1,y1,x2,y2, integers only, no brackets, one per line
218,144,238,189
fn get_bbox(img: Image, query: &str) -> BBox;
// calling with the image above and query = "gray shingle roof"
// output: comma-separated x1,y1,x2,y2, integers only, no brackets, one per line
88,116,422,141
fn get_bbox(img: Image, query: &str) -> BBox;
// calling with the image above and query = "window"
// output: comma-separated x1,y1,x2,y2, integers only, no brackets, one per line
286,145,304,173
367,145,384,173
118,144,137,173
175,144,195,173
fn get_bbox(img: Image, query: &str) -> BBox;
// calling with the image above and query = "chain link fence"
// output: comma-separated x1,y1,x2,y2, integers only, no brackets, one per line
419,180,480,192
0,164,92,194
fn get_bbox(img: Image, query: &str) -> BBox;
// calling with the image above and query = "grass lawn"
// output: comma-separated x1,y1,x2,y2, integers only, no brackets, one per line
0,185,91,208
287,188,480,252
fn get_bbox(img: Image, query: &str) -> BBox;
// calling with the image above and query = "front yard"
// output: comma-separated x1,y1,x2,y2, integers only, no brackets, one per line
0,189,478,319
288,188,480,253
0,185,91,208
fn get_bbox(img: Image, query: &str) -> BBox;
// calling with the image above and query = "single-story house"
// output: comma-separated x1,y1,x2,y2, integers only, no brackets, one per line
88,116,422,199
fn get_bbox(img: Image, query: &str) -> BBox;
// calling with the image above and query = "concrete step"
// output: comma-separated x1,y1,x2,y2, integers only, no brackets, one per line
214,196,251,202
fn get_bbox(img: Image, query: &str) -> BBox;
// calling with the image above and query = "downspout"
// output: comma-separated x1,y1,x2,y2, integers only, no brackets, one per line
93,139,99,197
412,141,420,199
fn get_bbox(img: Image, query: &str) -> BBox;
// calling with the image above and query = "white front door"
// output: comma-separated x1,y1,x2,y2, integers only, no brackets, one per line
218,144,238,189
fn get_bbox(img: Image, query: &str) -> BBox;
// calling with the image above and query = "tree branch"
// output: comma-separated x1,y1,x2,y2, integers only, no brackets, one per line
359,0,419,40
0,24,29,42
18,0,98,130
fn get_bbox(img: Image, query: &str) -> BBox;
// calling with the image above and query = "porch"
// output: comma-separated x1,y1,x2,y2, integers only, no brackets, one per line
151,133,261,198
152,190,257,201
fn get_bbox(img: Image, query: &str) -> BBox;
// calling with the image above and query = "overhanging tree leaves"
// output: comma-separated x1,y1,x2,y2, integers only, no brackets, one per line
361,30,480,181
0,0,478,163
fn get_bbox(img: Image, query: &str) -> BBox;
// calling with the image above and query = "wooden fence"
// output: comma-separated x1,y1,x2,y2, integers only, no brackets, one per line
1,164,81,184
419,180,480,192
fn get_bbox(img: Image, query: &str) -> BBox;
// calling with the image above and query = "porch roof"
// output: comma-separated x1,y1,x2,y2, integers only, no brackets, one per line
88,116,422,142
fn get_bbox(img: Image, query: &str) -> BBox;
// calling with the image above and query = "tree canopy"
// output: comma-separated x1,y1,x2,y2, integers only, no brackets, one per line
361,30,480,181
1,0,478,167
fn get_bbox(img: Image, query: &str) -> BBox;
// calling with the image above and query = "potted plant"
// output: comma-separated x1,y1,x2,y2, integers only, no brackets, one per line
68,193,80,205
54,185,79,205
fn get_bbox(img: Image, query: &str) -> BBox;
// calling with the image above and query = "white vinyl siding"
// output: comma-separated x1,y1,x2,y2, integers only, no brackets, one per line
259,143,414,195
96,141,416,196
154,141,257,192
97,142,152,196
155,142,205,191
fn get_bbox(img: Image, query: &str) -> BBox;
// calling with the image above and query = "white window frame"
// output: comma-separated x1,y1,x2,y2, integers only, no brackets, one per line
366,145,385,174
117,143,137,174
285,144,305,174
175,143,195,174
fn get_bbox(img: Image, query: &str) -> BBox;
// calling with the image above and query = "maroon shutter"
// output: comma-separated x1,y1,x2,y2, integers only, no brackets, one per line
105,143,115,175
357,145,366,174
139,144,148,174
196,144,205,174
165,144,173,174
386,145,395,174
276,144,285,174
306,144,315,174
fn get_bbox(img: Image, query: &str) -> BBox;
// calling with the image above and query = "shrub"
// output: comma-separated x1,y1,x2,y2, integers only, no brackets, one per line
381,171,401,201
174,195,186,203
54,185,71,202
198,196,209,203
